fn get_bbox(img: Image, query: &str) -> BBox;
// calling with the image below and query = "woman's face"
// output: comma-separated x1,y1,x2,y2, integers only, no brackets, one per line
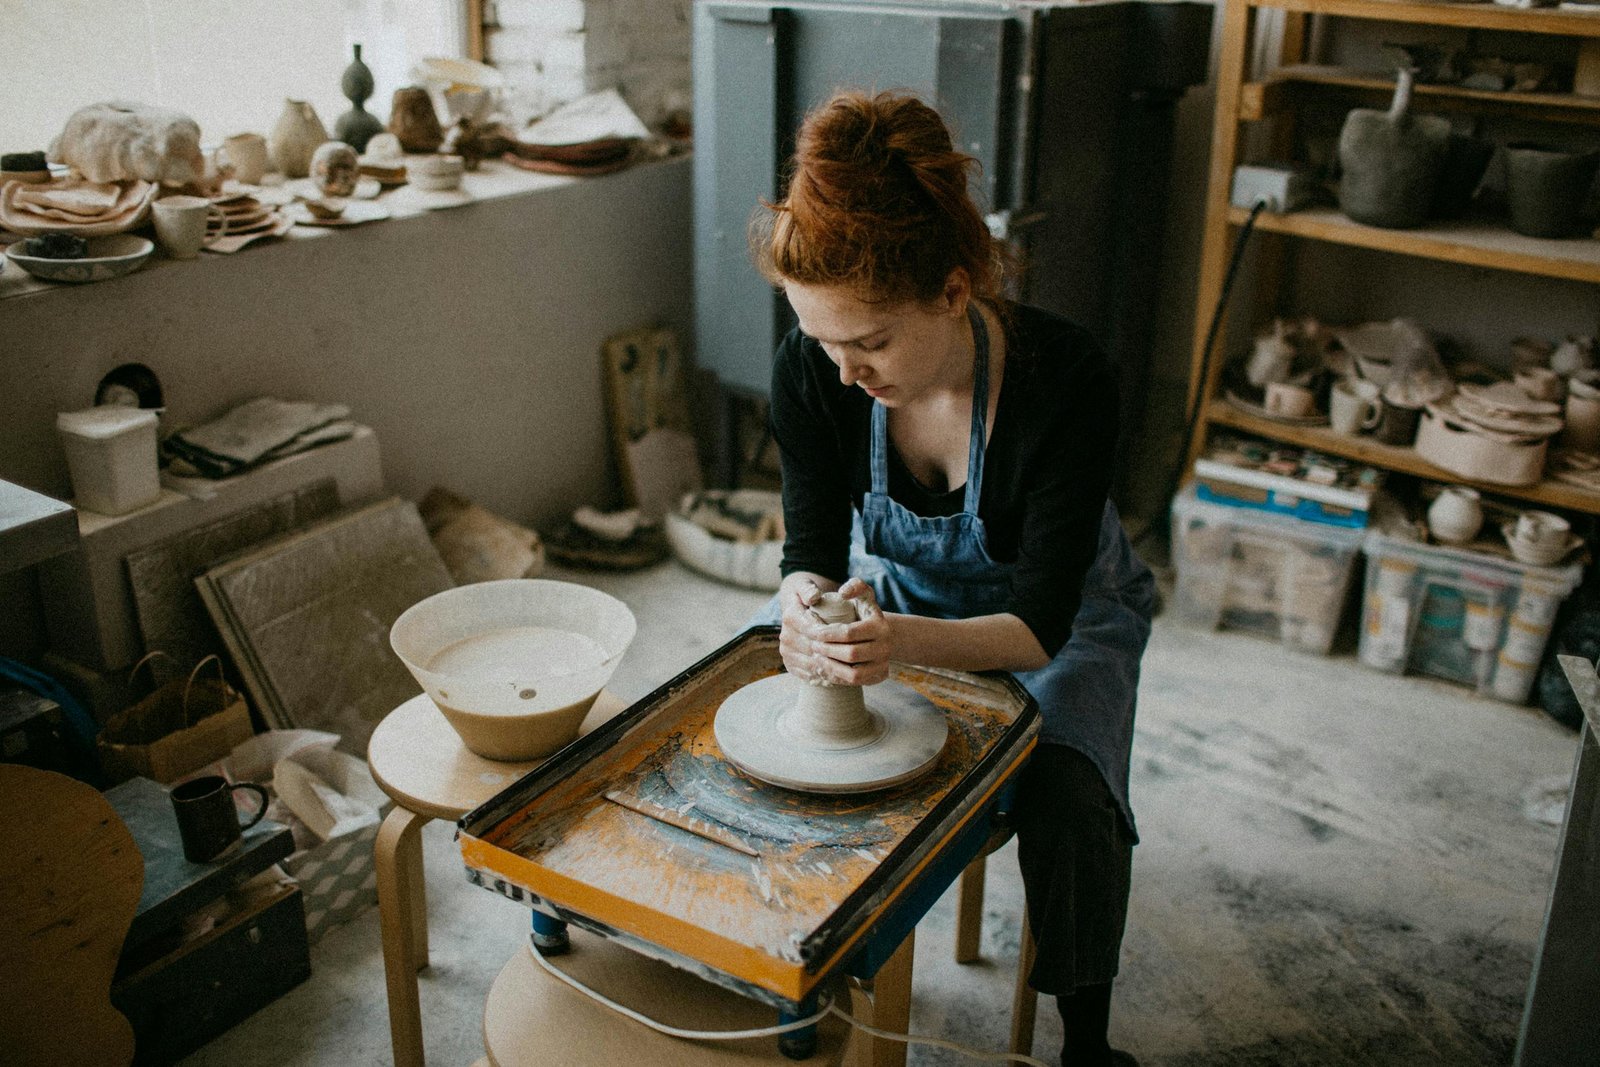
783,275,970,406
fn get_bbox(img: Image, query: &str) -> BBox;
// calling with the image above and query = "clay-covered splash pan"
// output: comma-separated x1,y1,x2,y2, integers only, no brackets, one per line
458,626,1037,1010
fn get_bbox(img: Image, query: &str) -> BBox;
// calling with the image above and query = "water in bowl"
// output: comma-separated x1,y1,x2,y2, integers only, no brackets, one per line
427,625,608,688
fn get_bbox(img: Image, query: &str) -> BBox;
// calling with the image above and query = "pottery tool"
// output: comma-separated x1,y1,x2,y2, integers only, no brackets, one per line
459,626,1037,1016
714,592,948,794
603,789,760,857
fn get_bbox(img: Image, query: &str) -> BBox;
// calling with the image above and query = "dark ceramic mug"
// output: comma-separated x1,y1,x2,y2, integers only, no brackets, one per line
1375,397,1423,446
170,775,269,863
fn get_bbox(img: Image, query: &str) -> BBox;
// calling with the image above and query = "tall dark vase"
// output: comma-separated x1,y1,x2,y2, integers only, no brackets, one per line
335,44,385,152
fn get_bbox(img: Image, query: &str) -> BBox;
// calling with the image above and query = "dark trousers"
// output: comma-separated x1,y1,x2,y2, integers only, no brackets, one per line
1012,743,1135,997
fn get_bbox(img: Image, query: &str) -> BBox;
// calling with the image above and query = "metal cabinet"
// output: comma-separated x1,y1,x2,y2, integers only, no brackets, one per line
692,0,1212,482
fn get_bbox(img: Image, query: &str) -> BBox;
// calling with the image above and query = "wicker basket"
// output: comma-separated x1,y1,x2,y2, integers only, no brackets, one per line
665,490,784,591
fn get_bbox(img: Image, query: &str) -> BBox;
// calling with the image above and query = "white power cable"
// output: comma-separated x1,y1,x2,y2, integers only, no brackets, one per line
527,938,1053,1066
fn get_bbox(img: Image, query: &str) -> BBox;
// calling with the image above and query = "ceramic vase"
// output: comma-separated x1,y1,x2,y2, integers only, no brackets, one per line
1338,68,1451,229
1428,486,1483,544
335,44,386,152
1505,143,1600,239
388,87,444,153
269,99,329,178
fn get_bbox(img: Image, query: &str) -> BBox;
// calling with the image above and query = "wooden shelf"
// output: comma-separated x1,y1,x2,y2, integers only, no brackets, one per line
1209,401,1600,512
1227,205,1600,282
1243,65,1600,125
1247,0,1600,38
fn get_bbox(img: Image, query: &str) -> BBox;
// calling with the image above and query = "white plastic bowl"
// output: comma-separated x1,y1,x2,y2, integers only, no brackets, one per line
390,579,636,760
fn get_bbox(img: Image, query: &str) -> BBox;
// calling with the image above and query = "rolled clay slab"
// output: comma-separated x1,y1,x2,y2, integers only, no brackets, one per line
714,673,948,794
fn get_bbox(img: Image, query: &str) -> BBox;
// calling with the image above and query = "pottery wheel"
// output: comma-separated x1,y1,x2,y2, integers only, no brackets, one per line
714,673,948,794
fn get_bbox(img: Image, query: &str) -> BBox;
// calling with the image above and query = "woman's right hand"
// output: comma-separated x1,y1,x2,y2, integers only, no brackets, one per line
777,573,835,682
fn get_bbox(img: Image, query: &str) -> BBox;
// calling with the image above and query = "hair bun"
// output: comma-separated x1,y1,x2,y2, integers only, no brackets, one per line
752,89,1003,303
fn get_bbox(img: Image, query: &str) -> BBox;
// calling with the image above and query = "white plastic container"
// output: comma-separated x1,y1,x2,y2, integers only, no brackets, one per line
1358,530,1583,704
55,407,161,516
1170,484,1366,654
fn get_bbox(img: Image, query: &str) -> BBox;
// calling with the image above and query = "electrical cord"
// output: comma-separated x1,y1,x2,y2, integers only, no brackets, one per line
527,937,1052,1065
1128,197,1268,550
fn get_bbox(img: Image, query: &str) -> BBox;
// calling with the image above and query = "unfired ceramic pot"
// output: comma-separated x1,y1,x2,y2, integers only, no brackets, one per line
269,99,329,178
388,87,444,153
1338,68,1451,229
1505,143,1600,239
1427,486,1483,544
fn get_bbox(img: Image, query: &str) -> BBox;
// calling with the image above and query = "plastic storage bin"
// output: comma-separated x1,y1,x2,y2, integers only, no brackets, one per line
1358,531,1583,704
56,406,160,516
1170,484,1366,654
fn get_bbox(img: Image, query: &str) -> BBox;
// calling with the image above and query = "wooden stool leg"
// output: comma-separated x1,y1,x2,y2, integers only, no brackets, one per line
868,930,914,1067
376,805,429,1067
954,856,986,964
407,818,430,968
1010,911,1039,1058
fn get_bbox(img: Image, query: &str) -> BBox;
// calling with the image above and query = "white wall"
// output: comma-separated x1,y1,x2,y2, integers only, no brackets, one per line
1,157,693,659
0,0,465,155
486,0,692,126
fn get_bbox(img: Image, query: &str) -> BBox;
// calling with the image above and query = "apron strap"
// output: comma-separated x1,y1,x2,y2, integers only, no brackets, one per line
963,303,991,516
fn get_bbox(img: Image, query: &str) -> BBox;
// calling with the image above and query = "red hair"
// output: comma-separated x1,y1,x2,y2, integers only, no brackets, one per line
751,90,1005,304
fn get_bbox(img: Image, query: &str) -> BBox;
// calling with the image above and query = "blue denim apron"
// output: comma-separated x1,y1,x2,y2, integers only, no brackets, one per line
755,306,1155,836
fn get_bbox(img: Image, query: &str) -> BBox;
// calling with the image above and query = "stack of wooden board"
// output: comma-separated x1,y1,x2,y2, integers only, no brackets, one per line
196,497,453,753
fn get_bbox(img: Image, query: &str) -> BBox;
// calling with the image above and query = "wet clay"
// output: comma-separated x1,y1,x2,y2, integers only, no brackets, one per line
713,592,949,793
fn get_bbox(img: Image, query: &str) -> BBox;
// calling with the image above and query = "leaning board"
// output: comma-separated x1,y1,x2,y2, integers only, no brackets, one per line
459,627,1037,1008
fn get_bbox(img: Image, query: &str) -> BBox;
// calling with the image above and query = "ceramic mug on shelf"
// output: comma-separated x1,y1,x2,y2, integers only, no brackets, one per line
1514,510,1571,551
1264,381,1316,418
222,132,269,185
1329,378,1382,435
152,195,228,259
1374,388,1424,446
1564,390,1600,453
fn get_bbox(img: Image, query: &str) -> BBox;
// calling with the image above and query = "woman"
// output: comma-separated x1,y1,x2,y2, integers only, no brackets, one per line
748,90,1156,1067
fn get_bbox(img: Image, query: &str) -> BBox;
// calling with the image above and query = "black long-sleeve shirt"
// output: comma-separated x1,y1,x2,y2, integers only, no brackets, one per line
770,302,1118,657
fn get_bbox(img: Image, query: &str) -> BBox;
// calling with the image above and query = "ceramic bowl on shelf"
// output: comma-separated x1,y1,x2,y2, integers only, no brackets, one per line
4,235,154,283
1502,523,1583,567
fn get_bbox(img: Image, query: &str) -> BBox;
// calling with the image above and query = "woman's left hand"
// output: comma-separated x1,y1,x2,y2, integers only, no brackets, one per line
807,577,893,687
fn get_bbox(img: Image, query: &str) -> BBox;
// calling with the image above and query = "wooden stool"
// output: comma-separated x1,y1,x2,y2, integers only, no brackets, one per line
368,690,626,1067
953,831,1039,1056
482,928,851,1065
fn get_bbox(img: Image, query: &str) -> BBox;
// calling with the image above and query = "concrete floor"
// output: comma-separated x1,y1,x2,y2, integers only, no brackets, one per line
181,559,1578,1066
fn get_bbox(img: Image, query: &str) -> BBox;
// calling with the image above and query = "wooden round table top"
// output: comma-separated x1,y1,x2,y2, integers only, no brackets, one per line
368,690,626,822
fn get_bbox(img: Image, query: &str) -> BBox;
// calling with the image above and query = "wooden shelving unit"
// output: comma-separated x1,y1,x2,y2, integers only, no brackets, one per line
1187,0,1600,516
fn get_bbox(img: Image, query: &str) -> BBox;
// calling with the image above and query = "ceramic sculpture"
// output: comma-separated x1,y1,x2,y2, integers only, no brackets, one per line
48,102,205,186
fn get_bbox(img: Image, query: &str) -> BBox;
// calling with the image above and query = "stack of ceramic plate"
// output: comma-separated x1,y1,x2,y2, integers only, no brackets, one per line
1448,382,1564,441
209,192,285,240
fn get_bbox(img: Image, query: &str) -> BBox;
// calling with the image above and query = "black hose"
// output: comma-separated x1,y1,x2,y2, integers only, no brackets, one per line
1129,198,1268,550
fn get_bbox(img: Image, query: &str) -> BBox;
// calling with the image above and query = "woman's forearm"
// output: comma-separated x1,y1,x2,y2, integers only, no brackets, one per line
886,611,1050,673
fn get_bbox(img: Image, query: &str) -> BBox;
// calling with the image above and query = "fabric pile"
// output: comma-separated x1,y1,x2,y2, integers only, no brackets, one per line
163,397,355,478
0,177,158,236
506,88,650,177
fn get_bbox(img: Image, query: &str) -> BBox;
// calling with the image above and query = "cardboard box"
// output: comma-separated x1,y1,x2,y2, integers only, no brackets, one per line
280,808,390,943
